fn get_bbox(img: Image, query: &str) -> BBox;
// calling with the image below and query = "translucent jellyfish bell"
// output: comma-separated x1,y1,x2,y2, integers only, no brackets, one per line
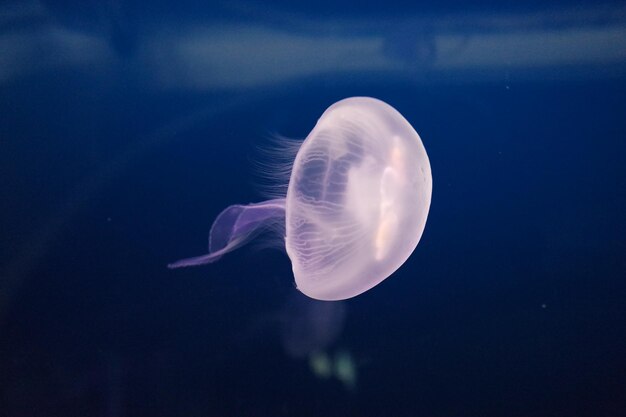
169,97,432,301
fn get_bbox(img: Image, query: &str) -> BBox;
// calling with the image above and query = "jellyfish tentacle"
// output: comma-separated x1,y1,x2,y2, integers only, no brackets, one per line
168,198,286,269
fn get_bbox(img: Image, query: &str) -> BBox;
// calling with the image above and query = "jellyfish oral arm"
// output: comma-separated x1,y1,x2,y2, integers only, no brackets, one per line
168,199,286,269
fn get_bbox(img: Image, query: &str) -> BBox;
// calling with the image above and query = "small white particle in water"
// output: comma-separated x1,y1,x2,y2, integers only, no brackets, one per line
107,217,112,222
541,303,547,309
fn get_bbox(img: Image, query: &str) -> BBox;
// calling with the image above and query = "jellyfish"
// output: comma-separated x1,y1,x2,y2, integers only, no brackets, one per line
169,96,432,301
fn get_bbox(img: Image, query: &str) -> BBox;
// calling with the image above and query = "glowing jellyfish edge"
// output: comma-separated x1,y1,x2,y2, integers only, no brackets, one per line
169,97,432,301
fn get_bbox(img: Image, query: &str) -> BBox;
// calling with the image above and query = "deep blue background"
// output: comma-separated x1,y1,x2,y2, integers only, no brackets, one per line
1,1,626,416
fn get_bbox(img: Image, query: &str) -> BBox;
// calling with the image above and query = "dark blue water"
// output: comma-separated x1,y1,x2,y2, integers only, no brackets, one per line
1,1,625,416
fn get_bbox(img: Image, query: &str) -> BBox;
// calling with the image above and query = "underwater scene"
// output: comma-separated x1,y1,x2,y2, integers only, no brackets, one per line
1,0,625,416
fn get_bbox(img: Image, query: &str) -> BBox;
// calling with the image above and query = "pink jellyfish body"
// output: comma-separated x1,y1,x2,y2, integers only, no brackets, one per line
169,97,432,301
